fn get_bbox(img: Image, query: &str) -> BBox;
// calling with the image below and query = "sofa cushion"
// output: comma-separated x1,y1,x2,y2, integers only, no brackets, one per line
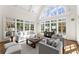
46,39,54,45
5,44,21,54
51,39,60,47
4,42,17,49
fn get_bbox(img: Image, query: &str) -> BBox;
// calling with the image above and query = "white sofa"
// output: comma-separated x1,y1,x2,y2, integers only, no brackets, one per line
4,42,21,54
16,31,36,43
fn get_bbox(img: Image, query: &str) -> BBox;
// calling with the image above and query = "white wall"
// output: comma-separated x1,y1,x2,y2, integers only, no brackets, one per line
0,6,4,40
66,6,77,41
0,16,3,40
1,6,36,21
77,6,79,44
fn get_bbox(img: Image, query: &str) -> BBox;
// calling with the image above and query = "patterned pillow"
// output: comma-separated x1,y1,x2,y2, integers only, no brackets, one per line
52,39,60,47
47,39,54,45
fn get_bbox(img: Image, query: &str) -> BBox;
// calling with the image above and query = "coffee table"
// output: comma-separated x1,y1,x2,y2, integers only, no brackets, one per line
26,38,41,48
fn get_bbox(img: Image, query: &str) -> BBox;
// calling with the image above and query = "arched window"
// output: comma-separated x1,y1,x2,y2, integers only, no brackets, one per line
40,6,65,19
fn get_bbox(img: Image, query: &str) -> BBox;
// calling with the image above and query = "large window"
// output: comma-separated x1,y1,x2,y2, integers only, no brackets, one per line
40,19,66,35
5,17,35,39
40,6,65,19
25,21,34,31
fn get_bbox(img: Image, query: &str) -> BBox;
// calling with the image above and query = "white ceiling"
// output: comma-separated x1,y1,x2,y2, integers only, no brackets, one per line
15,5,42,14
15,5,31,11
0,5,68,21
12,5,44,21
31,5,42,14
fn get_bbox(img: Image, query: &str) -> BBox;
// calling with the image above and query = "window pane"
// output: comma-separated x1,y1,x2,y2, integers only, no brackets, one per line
25,24,29,30
20,23,23,31
30,24,34,30
41,24,44,32
17,22,23,31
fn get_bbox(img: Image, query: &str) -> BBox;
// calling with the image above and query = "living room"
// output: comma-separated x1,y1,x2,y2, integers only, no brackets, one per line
0,5,79,54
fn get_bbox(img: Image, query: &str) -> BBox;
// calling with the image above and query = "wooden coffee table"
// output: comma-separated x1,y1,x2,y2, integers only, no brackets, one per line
26,38,41,48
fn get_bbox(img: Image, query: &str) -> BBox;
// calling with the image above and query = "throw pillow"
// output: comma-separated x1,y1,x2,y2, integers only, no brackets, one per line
52,39,60,47
47,39,54,45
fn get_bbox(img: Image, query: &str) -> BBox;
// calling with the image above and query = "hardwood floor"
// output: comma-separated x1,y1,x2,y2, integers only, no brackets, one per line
0,39,10,54
0,39,79,54
64,39,79,54
0,43,6,54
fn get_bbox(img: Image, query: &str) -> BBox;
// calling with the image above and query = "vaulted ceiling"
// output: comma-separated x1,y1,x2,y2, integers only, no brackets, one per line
14,5,43,14
11,5,44,20
0,5,75,21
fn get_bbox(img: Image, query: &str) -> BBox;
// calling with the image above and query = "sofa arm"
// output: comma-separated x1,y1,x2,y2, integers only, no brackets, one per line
5,44,21,54
4,42,17,49
39,42,59,54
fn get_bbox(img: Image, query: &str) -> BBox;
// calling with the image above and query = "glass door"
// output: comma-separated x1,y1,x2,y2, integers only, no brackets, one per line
17,19,23,31
58,22,66,34
51,20,57,33
45,21,50,32
41,22,44,33
30,24,34,30
25,21,29,31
